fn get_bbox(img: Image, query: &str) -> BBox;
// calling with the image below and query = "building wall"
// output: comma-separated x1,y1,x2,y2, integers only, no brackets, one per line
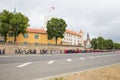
79,36,84,46
7,32,62,45
6,28,83,46
62,32,84,46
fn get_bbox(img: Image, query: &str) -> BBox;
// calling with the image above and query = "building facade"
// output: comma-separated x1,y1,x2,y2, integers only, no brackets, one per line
7,28,62,45
62,29,84,46
6,28,84,46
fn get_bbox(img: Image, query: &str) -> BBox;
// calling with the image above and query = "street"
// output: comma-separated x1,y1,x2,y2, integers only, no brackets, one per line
0,52,120,80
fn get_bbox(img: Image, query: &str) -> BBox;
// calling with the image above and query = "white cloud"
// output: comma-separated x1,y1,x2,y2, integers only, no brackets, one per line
0,0,120,42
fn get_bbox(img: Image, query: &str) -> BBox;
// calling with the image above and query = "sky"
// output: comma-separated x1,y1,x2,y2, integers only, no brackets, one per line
0,0,120,42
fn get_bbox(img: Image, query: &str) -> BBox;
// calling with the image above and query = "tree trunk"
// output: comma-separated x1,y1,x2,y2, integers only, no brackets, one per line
14,30,17,45
55,37,58,45
14,36,16,45
4,34,7,44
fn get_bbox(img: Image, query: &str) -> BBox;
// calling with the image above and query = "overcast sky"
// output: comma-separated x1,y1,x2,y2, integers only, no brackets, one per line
0,0,120,42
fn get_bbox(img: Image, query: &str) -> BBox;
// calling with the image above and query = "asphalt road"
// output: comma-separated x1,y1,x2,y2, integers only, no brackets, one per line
0,52,120,80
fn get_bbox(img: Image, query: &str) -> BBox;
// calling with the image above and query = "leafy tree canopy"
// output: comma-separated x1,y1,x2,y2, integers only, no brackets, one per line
46,17,67,45
0,10,13,42
91,36,114,50
0,9,29,44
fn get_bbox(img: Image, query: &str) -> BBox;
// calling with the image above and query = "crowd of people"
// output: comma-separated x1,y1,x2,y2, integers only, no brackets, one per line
40,49,63,54
0,48,116,55
15,48,63,54
14,48,114,54
15,49,37,54
14,48,116,54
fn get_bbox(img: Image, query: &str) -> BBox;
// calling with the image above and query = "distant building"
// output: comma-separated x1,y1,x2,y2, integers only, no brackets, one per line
62,29,84,46
85,33,91,49
6,28,84,46
7,28,62,45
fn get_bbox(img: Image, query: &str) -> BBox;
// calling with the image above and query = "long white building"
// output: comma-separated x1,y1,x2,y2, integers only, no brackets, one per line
62,29,84,46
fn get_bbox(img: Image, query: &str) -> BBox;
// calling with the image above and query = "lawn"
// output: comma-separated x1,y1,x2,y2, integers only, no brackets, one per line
49,64,120,80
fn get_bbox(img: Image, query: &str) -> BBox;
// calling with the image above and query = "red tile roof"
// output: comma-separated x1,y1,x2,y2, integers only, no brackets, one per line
26,28,46,34
66,30,81,36
27,28,82,36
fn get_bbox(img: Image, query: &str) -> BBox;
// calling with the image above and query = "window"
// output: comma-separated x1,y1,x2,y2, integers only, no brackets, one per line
24,34,28,38
9,33,13,37
34,35,39,39
23,42,28,45
8,41,13,44
34,42,38,45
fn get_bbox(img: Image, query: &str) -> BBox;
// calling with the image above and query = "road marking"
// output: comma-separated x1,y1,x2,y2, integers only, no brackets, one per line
16,62,32,67
80,57,85,60
67,59,72,62
89,56,94,59
48,60,55,64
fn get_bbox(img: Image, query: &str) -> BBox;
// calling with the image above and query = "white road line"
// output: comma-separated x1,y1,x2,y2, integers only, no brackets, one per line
80,57,85,60
67,59,72,62
47,60,55,64
89,56,94,59
16,62,32,67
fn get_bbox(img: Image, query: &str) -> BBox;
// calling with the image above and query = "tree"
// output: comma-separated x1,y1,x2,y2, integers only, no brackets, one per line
91,35,118,50
91,38,97,49
105,39,113,49
97,36,104,50
0,9,29,44
114,43,120,50
10,12,29,44
0,10,13,42
46,17,67,45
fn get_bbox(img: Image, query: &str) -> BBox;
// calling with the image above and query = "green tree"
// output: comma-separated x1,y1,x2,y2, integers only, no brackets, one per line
0,9,29,44
103,40,108,50
10,12,29,44
91,36,117,50
105,39,113,49
97,36,104,50
0,10,13,42
46,17,67,45
114,43,120,49
91,38,97,50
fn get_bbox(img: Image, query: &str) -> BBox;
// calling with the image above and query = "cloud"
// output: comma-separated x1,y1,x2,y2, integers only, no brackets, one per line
0,0,120,42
